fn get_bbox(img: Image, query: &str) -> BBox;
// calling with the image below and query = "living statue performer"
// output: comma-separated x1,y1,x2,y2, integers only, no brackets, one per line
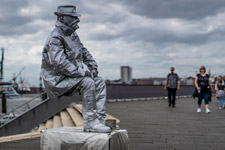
41,5,111,133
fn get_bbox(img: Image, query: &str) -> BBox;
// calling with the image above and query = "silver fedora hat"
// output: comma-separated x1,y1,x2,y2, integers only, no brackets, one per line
54,5,81,17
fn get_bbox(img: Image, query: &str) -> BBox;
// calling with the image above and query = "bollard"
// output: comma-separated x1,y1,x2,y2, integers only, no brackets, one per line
2,92,6,113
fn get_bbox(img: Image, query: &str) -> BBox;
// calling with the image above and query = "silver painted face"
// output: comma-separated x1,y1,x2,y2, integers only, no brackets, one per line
61,16,80,30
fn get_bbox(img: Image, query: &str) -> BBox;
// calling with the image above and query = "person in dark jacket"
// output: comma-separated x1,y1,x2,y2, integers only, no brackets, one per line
164,67,180,107
41,5,110,133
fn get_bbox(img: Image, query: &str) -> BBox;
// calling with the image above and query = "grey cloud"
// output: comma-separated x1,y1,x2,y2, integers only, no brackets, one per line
135,29,225,45
0,0,28,13
89,25,224,46
0,0,31,34
119,0,225,20
77,0,225,46
0,0,81,36
2,0,225,86
90,33,120,41
0,23,39,36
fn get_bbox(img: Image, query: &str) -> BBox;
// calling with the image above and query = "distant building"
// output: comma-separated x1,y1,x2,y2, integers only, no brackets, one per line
121,66,132,83
153,79,162,85
186,77,195,85
180,77,195,85
153,78,167,85
132,78,153,85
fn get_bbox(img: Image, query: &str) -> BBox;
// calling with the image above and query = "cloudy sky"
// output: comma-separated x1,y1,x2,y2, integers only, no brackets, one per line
1,0,225,86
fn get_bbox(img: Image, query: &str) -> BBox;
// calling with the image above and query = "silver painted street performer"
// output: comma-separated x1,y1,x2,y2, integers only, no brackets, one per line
41,5,111,133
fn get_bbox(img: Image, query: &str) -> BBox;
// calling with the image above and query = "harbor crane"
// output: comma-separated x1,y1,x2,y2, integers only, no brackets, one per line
12,67,25,82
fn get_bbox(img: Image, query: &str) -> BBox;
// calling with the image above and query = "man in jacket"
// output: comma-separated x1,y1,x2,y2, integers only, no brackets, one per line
41,5,111,133
164,67,180,107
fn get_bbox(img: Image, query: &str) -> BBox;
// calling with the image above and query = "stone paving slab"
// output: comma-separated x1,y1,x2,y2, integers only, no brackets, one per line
107,97,225,150
0,138,40,150
0,97,225,150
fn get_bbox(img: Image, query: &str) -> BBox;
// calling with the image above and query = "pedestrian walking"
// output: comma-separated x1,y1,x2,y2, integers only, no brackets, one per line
195,66,213,113
164,67,180,107
216,79,225,109
223,76,225,85
215,76,223,95
215,76,222,97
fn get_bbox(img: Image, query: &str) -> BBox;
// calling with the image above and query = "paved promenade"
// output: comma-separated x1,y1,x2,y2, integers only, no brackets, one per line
1,97,225,150
107,97,225,150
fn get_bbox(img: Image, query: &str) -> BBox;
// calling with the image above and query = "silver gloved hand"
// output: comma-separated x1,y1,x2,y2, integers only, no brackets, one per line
91,69,98,78
85,71,92,78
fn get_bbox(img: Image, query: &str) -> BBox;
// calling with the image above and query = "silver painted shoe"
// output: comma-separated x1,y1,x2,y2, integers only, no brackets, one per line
84,123,111,133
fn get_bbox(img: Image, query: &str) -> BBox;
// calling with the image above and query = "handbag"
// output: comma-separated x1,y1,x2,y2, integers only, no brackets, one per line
192,87,198,99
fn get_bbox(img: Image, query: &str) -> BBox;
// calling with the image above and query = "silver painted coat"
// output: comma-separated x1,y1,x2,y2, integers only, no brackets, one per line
41,21,97,97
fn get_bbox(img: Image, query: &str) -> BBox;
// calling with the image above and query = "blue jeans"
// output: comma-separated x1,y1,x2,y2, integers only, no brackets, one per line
218,96,225,108
198,92,209,105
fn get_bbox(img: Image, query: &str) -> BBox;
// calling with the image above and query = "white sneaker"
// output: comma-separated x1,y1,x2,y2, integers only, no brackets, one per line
219,107,222,110
206,109,210,114
197,108,201,113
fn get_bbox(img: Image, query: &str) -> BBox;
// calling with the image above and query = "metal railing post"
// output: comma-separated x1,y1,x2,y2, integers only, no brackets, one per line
2,92,6,114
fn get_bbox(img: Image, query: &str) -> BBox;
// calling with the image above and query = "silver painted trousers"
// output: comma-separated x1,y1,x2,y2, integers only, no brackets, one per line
79,76,107,129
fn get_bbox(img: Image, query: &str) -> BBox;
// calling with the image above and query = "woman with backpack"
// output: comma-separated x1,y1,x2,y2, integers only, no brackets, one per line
195,66,213,113
216,79,225,109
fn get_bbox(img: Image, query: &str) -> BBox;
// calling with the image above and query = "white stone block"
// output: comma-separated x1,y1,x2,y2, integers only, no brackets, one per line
40,127,129,150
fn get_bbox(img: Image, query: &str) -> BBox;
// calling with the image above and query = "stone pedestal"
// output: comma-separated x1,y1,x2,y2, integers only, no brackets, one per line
40,127,129,150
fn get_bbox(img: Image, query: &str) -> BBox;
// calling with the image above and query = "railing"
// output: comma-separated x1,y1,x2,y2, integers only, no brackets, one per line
0,93,81,136
6,92,47,117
